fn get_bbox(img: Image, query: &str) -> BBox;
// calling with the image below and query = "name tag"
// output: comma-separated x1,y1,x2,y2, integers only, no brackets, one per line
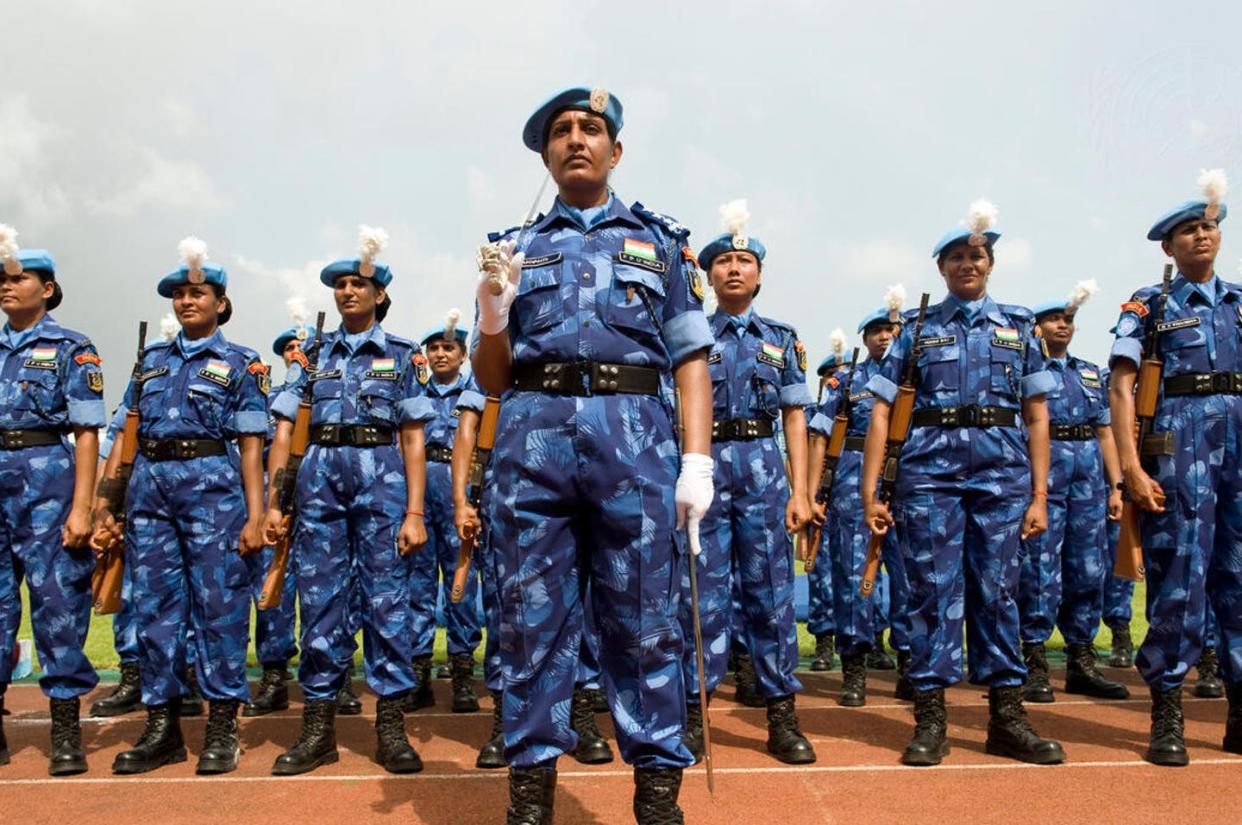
309,368,342,382
616,252,667,274
23,359,57,370
918,335,956,348
197,367,231,388
140,366,169,382
521,252,562,268
707,351,722,365
364,371,399,381
1081,379,1102,389
849,391,873,402
991,337,1023,351
1156,317,1201,333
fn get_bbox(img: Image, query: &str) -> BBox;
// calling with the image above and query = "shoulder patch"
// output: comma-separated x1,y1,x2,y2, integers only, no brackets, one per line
74,352,102,366
412,352,430,385
1120,300,1149,317
87,370,104,394
794,339,807,372
248,361,271,395
290,349,309,369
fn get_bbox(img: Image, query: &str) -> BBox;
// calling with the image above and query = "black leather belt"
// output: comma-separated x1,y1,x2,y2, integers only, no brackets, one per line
513,361,661,397
138,437,228,462
0,429,61,450
843,435,866,451
426,444,453,463
712,418,775,441
1050,422,1095,441
911,405,1018,428
309,424,395,447
1164,372,1242,396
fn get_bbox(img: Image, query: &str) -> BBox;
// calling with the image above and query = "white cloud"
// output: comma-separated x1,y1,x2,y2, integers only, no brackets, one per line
1002,237,1033,271
161,99,200,138
829,239,926,287
0,95,72,225
467,165,496,208
86,148,228,217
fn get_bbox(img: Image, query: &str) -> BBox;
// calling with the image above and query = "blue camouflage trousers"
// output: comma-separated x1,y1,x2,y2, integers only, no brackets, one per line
112,563,140,662
1102,518,1135,628
0,444,97,699
126,454,250,704
293,444,415,700
1139,397,1242,690
806,519,836,637
894,431,1030,691
246,543,297,666
486,393,691,770
411,460,481,658
683,437,801,702
830,452,911,656
1018,442,1109,646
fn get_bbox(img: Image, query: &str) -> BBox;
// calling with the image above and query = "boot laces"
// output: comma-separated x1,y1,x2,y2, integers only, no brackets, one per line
204,703,237,748
573,691,603,738
50,700,80,749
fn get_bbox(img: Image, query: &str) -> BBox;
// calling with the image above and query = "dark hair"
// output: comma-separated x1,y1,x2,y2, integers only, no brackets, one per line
937,241,995,269
209,284,232,325
376,292,392,323
33,271,63,311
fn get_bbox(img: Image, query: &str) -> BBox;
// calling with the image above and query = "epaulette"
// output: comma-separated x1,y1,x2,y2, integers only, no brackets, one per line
143,339,173,353
757,315,797,338
229,342,262,363
998,303,1034,322
386,334,417,354
486,214,544,244
630,202,690,241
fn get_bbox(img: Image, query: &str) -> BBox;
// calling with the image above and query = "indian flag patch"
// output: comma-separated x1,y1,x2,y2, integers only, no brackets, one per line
204,360,231,379
31,347,56,361
622,238,657,262
1079,367,1099,382
371,357,395,373
992,326,1022,350
758,341,785,367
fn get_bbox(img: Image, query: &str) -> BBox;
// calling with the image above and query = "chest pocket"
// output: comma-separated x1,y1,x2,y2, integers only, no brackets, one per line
989,343,1023,401
137,369,172,422
515,264,565,335
309,371,344,422
748,358,781,417
606,264,666,340
16,368,64,420
1161,323,1209,375
917,342,960,399
359,376,400,425
186,377,232,433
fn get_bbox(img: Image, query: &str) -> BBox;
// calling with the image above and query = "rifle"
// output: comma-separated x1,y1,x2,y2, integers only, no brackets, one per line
450,395,501,602
861,293,930,597
92,322,147,615
258,312,326,609
805,347,861,571
1115,263,1174,581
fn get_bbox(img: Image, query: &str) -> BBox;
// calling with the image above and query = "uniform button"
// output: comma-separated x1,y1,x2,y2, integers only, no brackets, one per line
583,272,592,280
583,320,591,327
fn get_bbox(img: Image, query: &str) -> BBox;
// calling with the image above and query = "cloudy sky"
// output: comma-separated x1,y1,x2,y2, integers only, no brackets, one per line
5,1,1242,405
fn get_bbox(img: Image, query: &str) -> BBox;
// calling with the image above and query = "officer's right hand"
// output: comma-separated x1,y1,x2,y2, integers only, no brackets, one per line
864,500,893,537
1122,465,1166,513
398,513,427,556
262,507,288,544
811,499,828,526
475,240,524,336
455,502,480,542
675,453,715,555
88,510,122,558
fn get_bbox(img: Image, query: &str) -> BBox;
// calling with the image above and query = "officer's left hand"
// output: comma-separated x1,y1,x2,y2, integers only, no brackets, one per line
1021,498,1048,540
239,516,266,557
786,493,812,534
62,505,92,549
1106,487,1124,521
398,514,427,556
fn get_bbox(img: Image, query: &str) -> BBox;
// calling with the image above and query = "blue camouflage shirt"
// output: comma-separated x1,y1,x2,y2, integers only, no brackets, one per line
810,358,881,438
1044,355,1110,427
271,323,434,427
0,314,106,431
122,329,269,440
424,372,485,449
1109,272,1242,377
708,309,812,419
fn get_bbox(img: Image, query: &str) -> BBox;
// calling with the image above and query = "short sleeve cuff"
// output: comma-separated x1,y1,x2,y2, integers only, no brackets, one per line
866,373,899,404
234,410,269,434
67,398,106,428
457,389,486,413
1021,369,1056,399
1109,338,1143,371
780,383,813,408
270,390,300,421
1096,408,1112,427
664,311,715,366
808,412,832,436
399,396,437,423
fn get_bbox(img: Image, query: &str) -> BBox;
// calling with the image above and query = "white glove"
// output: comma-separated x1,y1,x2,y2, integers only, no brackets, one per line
475,240,525,335
675,452,715,556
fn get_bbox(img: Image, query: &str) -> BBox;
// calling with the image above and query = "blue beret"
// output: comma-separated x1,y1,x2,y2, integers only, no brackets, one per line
1032,300,1077,319
1146,199,1228,241
319,258,393,288
817,354,841,375
857,307,903,334
157,262,227,298
523,86,624,152
9,249,55,276
272,327,309,358
420,326,468,347
696,233,767,270
932,228,1001,258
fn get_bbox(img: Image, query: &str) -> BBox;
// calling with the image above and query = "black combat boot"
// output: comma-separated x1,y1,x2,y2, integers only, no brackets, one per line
336,680,362,715
839,653,867,707
733,654,765,708
181,665,204,717
113,701,187,774
593,690,609,713
1108,623,1134,669
570,687,614,764
1020,642,1055,703
403,655,435,712
476,690,507,769
272,699,338,775
1145,687,1189,766
1224,682,1242,755
902,688,948,766
375,695,422,773
90,660,142,717
1065,643,1130,699
450,654,479,713
766,695,816,764
197,700,241,775
0,695,8,766
866,633,896,670
243,664,290,717
683,700,704,764
48,697,87,776
633,766,685,825
985,686,1065,764
810,633,835,672
507,766,556,825
436,662,451,679
1193,647,1224,699
894,649,915,701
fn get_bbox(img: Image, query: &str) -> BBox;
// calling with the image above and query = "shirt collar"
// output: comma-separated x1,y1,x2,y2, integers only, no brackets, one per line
938,293,1003,326
1170,272,1225,308
330,322,387,355
533,191,645,235
174,328,229,359
428,372,466,397
0,314,63,350
711,308,758,336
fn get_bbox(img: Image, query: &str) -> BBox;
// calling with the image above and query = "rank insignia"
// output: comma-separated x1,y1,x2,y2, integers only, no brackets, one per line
1120,300,1149,317
688,266,705,302
290,349,309,369
87,371,103,394
794,339,807,372
248,361,271,395
74,352,102,366
412,353,430,385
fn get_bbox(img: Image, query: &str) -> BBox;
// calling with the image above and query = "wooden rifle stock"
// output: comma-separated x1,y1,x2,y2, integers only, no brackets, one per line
450,396,501,602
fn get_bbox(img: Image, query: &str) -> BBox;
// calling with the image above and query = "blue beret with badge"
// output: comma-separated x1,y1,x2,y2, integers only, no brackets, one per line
817,328,848,375
1033,279,1099,320
320,225,393,287
420,307,468,347
697,199,766,269
158,236,227,298
523,86,624,152
1147,169,1228,241
933,199,1000,258
857,284,908,333
271,326,309,358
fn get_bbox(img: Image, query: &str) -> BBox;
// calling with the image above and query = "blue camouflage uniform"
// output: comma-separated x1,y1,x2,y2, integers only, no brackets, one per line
122,329,269,705
0,315,105,699
868,295,1053,690
811,358,911,657
803,400,836,639
475,192,712,770
1017,354,1111,646
684,308,811,701
271,324,433,700
1110,272,1242,689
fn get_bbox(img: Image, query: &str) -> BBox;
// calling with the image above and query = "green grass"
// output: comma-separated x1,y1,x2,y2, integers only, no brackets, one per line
15,580,1147,680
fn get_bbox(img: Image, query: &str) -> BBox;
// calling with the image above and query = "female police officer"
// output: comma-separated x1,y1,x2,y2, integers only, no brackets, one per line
0,225,104,776
862,201,1066,767
93,237,268,775
264,226,433,776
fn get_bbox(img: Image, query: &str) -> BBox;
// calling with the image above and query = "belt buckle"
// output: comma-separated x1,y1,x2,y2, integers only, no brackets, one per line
539,362,564,392
977,407,995,426
591,362,621,394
